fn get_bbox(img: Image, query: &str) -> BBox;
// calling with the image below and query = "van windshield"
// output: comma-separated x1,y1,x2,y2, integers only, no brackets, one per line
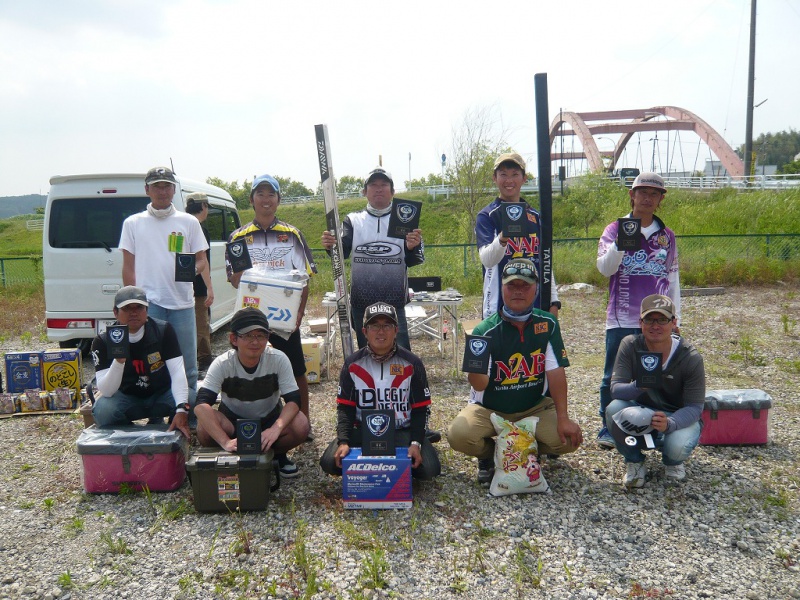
48,197,149,249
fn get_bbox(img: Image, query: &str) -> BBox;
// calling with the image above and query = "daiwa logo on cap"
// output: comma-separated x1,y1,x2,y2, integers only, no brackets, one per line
366,413,391,437
240,422,258,440
469,338,488,356
396,202,417,223
640,354,659,372
504,204,523,221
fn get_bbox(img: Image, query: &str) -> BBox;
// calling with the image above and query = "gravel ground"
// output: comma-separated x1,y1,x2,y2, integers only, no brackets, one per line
0,285,798,600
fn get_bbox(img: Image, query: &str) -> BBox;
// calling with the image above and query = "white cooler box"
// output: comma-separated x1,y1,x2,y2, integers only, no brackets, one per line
236,274,304,333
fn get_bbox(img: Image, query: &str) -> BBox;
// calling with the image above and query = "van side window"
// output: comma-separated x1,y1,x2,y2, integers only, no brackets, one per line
48,197,149,249
205,206,241,242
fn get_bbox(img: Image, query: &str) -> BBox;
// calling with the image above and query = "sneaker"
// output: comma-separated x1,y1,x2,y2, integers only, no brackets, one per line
664,463,686,481
426,428,442,444
477,458,495,485
276,453,300,479
597,426,615,449
623,462,647,488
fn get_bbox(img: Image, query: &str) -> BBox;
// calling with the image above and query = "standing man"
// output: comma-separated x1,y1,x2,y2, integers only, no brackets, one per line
185,193,214,373
320,167,424,350
119,167,209,417
90,286,190,439
226,174,316,434
195,308,309,477
447,259,582,485
606,294,703,488
595,172,680,448
319,302,441,480
476,152,560,319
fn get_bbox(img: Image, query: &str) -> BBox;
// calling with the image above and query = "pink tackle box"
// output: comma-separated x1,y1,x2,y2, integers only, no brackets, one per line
76,425,187,493
699,389,773,446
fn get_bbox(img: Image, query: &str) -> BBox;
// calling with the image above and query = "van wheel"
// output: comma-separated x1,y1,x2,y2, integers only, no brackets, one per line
59,339,92,357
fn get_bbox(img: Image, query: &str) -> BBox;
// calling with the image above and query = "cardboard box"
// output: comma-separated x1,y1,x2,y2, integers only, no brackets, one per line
302,336,322,384
236,274,304,333
700,389,773,446
42,349,83,405
4,352,42,393
76,425,187,493
186,449,276,512
342,447,412,510
308,318,328,334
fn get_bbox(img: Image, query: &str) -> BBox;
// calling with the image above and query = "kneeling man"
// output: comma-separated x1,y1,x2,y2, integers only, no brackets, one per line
91,286,190,439
606,294,704,488
447,259,582,484
320,302,441,480
195,308,309,478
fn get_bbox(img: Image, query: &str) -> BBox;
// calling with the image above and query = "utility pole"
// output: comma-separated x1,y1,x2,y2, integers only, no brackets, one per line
744,0,757,177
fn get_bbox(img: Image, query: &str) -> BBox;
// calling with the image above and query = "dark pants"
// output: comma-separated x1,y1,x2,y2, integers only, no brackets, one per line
600,327,641,420
319,427,440,480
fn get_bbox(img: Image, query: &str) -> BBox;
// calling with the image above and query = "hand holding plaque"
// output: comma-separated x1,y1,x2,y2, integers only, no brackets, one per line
387,198,422,239
617,218,641,250
106,324,130,359
227,240,253,273
462,335,491,374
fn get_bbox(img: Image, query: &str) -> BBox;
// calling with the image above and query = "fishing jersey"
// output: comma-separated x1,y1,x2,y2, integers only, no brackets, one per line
597,214,680,329
336,346,432,435
91,317,179,398
226,218,316,279
475,198,557,317
198,347,299,419
341,210,424,313
470,310,569,414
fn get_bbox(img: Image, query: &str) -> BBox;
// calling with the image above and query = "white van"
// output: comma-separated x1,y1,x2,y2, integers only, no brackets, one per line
43,173,242,353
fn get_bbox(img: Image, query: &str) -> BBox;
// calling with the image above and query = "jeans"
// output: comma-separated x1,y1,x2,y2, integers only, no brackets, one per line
600,327,640,420
350,306,411,351
93,389,175,427
605,399,701,465
147,303,197,406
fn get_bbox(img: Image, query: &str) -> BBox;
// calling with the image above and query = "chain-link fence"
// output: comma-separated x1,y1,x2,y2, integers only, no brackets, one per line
0,257,42,287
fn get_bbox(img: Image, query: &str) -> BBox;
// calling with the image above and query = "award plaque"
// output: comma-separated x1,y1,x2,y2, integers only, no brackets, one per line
175,253,196,282
236,419,262,454
499,202,526,238
106,324,130,359
227,240,253,273
617,218,641,250
387,198,422,239
635,351,663,388
360,410,396,456
462,335,491,374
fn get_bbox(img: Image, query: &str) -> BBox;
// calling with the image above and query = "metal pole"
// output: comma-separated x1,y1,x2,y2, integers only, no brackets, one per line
744,0,757,177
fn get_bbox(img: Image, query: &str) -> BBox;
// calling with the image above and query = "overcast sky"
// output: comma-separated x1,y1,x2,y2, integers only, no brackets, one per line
1,0,798,196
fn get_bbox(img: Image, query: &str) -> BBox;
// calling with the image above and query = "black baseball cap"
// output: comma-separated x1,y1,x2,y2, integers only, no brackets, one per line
231,308,270,334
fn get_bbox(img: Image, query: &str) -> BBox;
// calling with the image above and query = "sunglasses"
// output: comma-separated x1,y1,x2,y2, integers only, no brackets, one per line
504,265,536,278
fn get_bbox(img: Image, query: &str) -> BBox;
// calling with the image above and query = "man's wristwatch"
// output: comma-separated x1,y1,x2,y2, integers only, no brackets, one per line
550,301,562,310
410,441,422,449
175,402,191,414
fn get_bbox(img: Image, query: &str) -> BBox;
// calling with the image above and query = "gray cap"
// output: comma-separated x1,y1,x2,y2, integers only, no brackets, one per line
114,286,149,309
364,167,393,188
632,172,666,192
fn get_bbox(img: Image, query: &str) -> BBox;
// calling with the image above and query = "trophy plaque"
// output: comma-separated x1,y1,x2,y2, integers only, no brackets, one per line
387,198,422,239
635,351,663,388
617,218,641,250
360,410,396,456
106,324,130,359
236,419,262,454
227,240,253,273
174,253,196,282
462,335,491,374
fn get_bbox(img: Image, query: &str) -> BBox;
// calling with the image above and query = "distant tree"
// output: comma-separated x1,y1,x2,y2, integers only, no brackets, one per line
275,177,314,198
446,105,508,248
405,173,445,189
779,159,800,175
206,177,251,209
738,129,800,170
314,175,363,197
562,172,619,237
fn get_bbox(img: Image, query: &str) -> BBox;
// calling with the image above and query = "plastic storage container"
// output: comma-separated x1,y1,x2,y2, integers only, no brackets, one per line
699,389,773,446
186,449,278,512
